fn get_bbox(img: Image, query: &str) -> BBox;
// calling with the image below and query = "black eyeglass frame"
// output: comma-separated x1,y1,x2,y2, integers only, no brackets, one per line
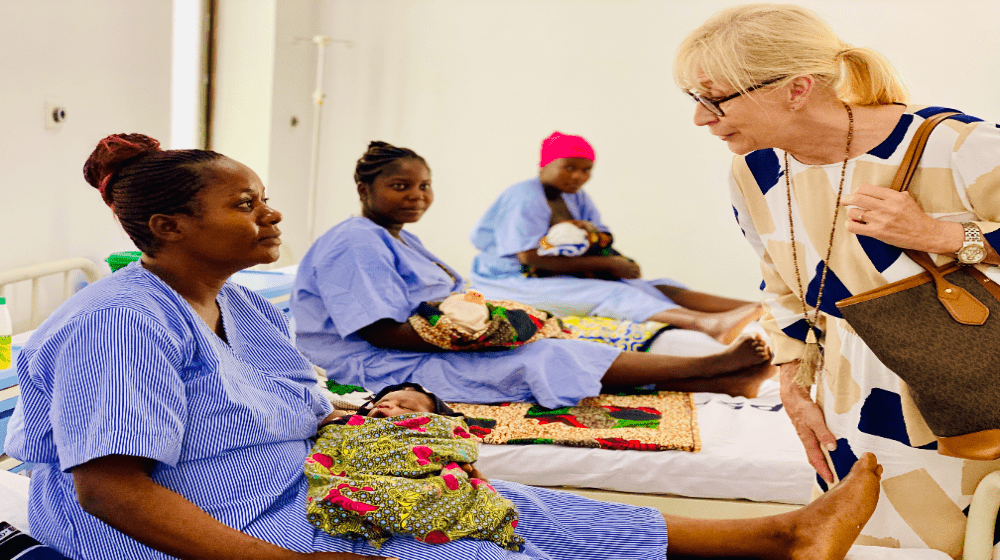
685,76,786,117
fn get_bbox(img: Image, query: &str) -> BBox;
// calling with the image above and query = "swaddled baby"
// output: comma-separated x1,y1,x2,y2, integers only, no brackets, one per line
305,383,523,551
529,219,629,280
538,220,606,257
437,290,490,334
408,290,569,350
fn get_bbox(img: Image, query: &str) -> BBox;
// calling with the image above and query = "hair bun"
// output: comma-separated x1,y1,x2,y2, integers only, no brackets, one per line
83,133,162,202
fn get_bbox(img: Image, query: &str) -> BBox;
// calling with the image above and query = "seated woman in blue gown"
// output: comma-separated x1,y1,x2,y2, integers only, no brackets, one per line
291,141,780,409
469,131,763,343
5,133,882,560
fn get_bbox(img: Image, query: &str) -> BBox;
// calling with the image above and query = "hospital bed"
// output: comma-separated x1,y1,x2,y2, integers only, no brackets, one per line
0,261,991,558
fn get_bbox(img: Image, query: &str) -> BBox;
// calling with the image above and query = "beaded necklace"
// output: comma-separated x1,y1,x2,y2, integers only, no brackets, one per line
785,102,854,387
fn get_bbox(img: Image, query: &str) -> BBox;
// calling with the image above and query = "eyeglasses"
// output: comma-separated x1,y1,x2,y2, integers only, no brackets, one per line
685,77,785,117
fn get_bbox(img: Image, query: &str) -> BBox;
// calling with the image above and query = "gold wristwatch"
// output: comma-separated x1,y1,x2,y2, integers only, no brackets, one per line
956,222,987,264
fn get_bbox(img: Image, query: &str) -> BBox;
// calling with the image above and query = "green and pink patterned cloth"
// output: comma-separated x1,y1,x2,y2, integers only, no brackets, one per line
304,413,523,551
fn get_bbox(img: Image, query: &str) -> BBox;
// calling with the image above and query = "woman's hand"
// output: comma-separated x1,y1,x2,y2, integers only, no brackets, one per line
322,409,352,423
779,362,838,483
460,462,488,482
356,319,443,352
842,185,965,254
603,256,641,279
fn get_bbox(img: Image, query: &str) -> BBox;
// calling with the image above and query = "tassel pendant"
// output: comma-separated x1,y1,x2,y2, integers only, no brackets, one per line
794,329,823,388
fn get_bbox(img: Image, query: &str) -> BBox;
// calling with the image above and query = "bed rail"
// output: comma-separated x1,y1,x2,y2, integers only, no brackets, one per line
0,258,104,332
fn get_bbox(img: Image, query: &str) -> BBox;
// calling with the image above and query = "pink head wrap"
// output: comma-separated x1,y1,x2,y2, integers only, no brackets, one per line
539,131,596,168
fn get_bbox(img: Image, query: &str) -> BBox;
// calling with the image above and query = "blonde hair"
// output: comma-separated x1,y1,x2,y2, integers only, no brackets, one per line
673,4,909,106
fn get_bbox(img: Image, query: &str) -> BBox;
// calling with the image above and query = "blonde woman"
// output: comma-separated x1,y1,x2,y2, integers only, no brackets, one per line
675,4,1000,555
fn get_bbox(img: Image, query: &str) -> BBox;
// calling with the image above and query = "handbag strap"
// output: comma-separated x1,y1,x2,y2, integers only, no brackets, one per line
887,110,990,325
888,110,960,194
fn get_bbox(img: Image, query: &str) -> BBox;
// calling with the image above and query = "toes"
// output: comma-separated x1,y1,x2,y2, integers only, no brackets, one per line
847,453,881,478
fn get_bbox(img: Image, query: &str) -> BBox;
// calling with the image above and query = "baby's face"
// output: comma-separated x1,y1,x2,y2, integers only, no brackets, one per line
367,389,435,418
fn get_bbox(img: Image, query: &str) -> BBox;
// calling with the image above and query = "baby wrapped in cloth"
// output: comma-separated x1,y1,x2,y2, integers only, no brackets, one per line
529,220,633,280
408,290,569,350
304,384,524,550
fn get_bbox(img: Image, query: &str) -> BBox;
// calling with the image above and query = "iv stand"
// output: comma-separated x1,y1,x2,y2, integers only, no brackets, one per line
305,35,353,243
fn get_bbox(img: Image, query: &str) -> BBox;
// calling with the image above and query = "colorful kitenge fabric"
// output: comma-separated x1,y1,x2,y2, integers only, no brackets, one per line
732,105,1000,554
449,390,700,452
408,299,570,350
561,315,671,352
305,413,524,551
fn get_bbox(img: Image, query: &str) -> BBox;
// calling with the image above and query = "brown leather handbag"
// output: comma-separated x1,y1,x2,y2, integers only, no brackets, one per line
836,111,1000,461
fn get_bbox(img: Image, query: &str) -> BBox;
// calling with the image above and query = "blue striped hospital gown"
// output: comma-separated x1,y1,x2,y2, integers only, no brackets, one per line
292,216,621,409
4,262,667,559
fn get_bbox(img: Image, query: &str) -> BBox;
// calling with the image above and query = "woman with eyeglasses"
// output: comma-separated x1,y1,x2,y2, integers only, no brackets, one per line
675,4,1000,554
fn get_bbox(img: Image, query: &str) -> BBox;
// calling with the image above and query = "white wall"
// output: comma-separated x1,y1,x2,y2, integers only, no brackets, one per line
0,1,172,332
172,0,207,150
7,0,999,332
287,0,1000,300
212,0,322,266
212,0,278,182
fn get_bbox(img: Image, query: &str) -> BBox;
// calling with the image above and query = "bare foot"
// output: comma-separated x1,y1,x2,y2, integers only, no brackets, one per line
708,362,779,398
707,333,772,372
784,452,882,560
653,335,776,397
714,303,766,344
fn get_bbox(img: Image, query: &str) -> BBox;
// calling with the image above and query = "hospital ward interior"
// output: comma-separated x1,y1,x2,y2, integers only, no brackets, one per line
3,1,1000,559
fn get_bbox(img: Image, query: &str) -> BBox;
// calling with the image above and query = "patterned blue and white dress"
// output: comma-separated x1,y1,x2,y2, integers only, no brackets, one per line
292,216,621,409
468,177,685,321
5,262,666,559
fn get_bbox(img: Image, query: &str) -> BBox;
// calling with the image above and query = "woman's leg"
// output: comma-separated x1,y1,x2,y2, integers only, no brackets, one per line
666,453,882,560
650,287,764,344
656,285,756,313
602,333,776,398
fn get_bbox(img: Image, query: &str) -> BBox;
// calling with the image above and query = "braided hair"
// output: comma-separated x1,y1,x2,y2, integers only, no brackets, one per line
83,133,225,256
354,141,428,186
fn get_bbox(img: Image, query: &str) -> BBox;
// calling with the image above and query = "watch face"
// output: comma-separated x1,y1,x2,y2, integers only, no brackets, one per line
959,245,987,264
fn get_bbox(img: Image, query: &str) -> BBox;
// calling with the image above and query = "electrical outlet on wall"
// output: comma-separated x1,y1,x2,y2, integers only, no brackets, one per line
45,102,67,129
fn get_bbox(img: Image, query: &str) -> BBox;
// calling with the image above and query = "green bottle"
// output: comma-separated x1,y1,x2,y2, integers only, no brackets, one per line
0,297,10,369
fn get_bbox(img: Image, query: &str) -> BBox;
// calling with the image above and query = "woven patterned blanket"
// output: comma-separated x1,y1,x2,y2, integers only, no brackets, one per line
449,390,700,452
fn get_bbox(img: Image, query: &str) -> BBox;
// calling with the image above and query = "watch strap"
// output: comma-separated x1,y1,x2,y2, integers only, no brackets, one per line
963,222,983,244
